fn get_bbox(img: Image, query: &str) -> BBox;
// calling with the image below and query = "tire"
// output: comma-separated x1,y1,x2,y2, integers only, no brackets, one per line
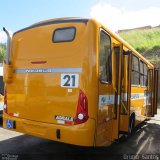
128,114,135,136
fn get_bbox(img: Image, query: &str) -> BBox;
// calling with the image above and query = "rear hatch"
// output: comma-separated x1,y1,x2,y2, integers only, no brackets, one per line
8,20,89,124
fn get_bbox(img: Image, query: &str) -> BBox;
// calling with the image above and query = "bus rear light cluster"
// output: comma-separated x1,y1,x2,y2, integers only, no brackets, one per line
74,90,89,124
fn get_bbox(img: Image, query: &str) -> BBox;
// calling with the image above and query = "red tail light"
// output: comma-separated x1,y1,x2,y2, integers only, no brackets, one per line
74,90,89,124
4,87,7,113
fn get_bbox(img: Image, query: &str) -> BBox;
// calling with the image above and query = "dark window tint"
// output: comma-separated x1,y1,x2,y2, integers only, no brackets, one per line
144,63,147,75
131,55,140,85
99,30,112,83
0,76,4,95
53,27,76,43
140,61,144,86
139,60,148,87
144,63,148,86
132,55,139,72
132,72,140,85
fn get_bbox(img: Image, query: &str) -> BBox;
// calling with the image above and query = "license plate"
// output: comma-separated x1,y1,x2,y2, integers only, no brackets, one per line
6,120,13,129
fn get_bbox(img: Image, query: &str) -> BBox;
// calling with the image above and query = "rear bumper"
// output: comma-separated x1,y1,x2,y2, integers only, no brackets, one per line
3,113,96,146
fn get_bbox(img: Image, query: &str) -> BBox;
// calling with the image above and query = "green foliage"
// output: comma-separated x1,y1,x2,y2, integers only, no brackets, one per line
119,27,160,66
119,27,160,53
0,43,6,63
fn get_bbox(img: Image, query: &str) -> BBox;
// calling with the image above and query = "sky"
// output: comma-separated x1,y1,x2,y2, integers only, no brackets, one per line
0,0,160,43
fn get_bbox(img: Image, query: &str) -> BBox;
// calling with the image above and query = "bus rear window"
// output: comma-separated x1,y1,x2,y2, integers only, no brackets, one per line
53,27,76,43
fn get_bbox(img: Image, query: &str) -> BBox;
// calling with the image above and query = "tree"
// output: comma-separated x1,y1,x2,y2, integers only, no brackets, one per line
0,43,6,63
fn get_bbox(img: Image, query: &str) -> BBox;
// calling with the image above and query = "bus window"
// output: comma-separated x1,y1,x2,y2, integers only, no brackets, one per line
99,30,112,83
144,63,148,86
140,61,144,86
52,27,76,43
132,55,140,85
0,76,4,95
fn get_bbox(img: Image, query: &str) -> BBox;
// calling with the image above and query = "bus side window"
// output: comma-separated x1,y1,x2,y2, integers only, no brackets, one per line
140,60,148,87
0,76,4,95
140,60,144,86
99,30,112,83
144,63,148,86
131,55,140,85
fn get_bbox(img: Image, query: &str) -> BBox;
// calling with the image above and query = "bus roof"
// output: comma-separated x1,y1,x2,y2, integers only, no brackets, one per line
14,18,88,35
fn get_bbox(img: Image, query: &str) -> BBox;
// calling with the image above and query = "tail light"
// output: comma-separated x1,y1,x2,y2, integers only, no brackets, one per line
3,87,7,113
74,90,89,124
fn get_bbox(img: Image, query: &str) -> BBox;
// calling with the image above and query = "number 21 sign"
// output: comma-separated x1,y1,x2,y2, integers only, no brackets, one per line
61,74,79,88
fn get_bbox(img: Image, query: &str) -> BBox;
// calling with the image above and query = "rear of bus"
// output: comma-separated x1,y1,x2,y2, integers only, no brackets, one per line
3,18,97,146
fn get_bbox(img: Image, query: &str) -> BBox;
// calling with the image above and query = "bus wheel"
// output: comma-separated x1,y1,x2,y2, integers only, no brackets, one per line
128,113,135,136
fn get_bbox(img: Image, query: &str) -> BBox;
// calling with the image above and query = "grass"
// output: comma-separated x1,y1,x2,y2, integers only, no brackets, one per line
119,27,160,54
119,27,160,66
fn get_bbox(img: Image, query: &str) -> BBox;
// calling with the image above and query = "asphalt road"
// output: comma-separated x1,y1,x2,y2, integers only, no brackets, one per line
0,110,160,160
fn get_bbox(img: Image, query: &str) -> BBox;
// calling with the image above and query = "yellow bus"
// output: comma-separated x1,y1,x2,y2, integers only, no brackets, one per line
3,18,159,146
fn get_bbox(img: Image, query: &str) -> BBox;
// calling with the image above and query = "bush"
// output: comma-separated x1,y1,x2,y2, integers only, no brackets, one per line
0,43,6,63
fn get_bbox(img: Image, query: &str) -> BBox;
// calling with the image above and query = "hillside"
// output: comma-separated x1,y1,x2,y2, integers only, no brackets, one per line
119,26,160,65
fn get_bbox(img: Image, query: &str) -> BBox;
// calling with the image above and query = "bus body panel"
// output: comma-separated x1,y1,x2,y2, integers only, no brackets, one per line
8,22,90,124
130,86,148,124
97,83,114,146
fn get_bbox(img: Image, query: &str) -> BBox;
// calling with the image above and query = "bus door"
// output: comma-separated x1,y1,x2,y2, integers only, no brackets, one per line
146,69,153,116
119,50,132,134
112,44,123,140
153,68,159,115
112,46,132,140
97,30,113,146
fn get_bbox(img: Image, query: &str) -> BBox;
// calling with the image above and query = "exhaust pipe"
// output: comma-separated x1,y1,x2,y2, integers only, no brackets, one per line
3,27,11,64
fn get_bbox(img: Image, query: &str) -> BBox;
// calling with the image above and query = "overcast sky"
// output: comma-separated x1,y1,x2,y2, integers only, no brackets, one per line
0,0,160,43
